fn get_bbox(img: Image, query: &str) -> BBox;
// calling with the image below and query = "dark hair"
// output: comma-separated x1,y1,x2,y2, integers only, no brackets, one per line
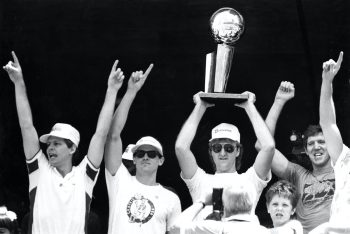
302,125,323,149
265,180,299,209
63,139,80,164
208,140,244,172
0,207,19,234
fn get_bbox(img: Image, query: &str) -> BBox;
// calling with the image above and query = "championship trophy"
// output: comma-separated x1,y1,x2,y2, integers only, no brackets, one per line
199,7,248,102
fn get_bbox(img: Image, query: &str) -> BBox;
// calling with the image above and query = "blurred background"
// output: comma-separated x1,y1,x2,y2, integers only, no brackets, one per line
1,0,349,232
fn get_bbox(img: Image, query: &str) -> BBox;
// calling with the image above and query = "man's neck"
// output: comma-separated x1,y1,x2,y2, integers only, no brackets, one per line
135,172,158,186
56,164,73,178
216,167,237,174
312,162,333,176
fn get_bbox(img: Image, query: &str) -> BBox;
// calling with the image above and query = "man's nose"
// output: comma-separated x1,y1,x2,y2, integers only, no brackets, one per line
220,148,226,155
314,142,321,149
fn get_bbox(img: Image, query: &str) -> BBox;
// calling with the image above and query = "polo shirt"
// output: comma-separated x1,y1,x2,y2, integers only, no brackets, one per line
26,150,99,234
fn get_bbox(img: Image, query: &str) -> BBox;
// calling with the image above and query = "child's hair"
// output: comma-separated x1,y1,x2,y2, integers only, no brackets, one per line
0,206,18,234
265,180,299,209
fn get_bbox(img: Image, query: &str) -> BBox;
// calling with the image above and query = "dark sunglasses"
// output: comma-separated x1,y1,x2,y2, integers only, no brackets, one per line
133,150,162,159
210,143,236,153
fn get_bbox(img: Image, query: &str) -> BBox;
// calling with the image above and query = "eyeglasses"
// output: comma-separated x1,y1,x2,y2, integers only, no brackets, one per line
210,143,236,153
133,150,162,159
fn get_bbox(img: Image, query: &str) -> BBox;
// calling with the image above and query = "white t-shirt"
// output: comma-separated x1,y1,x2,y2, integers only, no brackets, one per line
180,213,270,234
181,167,271,220
105,164,182,234
329,144,350,226
26,150,99,234
270,220,303,234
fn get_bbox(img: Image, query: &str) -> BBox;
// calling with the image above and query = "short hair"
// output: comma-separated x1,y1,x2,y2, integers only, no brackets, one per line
222,183,254,216
302,125,323,149
208,140,244,171
63,139,80,165
265,180,299,209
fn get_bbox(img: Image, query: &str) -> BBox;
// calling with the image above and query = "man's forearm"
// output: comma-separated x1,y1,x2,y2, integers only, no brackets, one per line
176,103,206,150
246,104,274,147
15,81,34,129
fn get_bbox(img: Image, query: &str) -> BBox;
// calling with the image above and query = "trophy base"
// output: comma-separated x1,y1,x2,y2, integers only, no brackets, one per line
199,92,248,104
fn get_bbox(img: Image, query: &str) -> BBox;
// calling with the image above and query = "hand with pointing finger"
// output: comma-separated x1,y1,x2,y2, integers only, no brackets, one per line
108,60,125,91
127,63,154,93
322,51,343,82
3,51,24,84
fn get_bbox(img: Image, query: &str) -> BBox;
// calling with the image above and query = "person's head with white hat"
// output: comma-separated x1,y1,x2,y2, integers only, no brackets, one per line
39,123,80,169
208,123,243,173
122,144,136,175
131,136,164,177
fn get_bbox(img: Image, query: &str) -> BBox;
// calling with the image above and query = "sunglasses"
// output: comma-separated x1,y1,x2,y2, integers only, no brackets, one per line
210,143,236,153
133,150,162,159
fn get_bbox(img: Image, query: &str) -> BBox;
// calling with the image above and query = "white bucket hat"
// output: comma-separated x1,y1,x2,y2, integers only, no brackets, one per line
122,144,135,161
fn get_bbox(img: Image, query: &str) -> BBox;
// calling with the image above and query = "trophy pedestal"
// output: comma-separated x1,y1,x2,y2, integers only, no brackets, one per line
199,92,248,104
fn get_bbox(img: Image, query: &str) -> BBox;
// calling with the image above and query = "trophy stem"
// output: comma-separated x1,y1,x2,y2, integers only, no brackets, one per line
205,52,216,93
214,44,235,92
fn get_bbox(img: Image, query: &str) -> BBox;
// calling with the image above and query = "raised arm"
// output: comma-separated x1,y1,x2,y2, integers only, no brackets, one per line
320,52,343,164
104,64,153,175
175,92,214,179
87,60,124,168
3,51,40,159
255,82,295,178
235,92,275,180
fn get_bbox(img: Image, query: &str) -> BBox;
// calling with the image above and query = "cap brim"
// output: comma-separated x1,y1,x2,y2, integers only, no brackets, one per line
39,134,51,143
39,132,73,144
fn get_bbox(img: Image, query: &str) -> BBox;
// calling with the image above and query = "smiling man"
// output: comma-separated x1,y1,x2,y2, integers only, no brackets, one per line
175,91,275,220
255,81,335,233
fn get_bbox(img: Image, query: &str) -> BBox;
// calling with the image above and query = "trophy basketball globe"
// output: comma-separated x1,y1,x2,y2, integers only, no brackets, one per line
199,7,248,102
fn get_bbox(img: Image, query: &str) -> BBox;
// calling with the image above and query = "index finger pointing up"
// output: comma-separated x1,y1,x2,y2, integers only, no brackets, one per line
11,51,20,65
143,63,154,78
336,51,343,67
111,60,119,72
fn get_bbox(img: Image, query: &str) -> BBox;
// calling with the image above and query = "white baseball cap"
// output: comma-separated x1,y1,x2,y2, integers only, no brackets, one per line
209,123,240,143
131,136,163,156
39,123,80,147
122,144,135,161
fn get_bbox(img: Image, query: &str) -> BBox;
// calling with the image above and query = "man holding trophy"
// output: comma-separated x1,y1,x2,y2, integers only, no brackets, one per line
175,8,275,221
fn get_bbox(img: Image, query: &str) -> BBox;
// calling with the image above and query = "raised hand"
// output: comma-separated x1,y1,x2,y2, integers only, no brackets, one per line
193,91,215,108
127,63,154,92
235,91,256,109
275,81,295,103
322,51,343,82
108,60,125,90
3,51,23,83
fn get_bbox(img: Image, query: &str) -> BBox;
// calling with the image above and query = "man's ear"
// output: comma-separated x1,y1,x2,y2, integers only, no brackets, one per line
70,145,77,155
236,147,240,156
158,157,165,166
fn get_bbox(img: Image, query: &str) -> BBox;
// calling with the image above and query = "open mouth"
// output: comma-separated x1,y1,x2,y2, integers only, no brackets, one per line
48,153,57,159
314,152,323,159
275,213,283,217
